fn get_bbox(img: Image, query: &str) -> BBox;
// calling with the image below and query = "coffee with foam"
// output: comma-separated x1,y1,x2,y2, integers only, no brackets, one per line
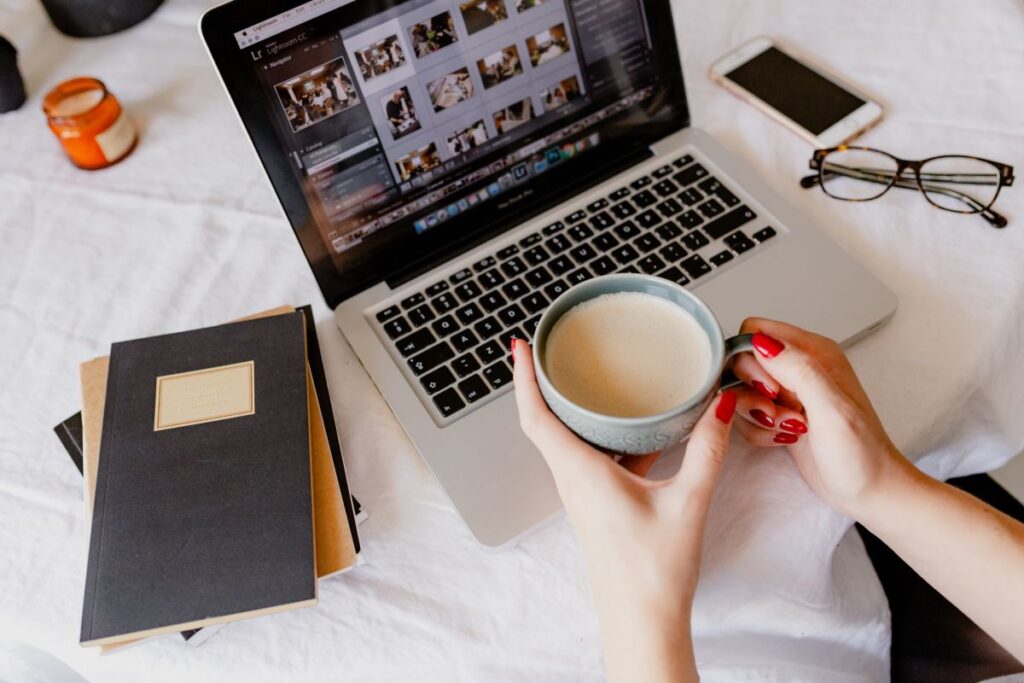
544,291,712,418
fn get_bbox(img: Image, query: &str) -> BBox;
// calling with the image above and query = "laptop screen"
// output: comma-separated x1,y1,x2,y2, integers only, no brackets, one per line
205,0,687,305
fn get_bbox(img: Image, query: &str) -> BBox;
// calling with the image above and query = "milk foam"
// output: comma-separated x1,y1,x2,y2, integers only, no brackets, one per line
544,292,712,417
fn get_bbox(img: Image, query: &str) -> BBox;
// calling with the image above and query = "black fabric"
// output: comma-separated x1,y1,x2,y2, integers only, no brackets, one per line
0,35,26,113
38,0,163,37
857,474,1024,682
81,312,314,643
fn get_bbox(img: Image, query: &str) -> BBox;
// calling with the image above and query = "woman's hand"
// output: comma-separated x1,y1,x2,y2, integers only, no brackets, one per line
728,318,915,518
512,338,737,683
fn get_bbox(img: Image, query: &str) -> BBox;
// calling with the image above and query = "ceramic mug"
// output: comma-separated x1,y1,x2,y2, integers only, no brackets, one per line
532,273,753,454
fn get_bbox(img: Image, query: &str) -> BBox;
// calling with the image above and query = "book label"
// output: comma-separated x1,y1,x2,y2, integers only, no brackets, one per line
154,360,255,430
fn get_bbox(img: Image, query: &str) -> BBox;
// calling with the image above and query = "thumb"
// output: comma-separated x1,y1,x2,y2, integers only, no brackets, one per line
671,390,736,497
740,322,837,409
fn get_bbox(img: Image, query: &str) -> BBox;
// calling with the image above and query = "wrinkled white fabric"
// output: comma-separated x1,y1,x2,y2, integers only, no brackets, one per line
1,0,1022,681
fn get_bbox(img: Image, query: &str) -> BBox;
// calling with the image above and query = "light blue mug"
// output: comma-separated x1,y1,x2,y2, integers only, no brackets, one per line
532,274,753,454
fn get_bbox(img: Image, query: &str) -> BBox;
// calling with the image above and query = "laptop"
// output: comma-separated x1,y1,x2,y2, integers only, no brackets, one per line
200,0,897,547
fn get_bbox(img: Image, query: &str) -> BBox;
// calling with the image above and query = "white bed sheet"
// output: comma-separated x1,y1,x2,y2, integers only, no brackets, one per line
1,0,1022,680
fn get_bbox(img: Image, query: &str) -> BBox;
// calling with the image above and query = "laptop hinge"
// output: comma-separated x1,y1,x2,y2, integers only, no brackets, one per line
385,146,654,290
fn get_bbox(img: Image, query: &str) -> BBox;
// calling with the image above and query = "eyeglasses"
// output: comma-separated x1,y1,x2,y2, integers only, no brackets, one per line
800,146,1014,228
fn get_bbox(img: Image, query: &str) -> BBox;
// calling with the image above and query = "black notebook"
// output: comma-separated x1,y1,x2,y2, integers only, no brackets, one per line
80,312,316,646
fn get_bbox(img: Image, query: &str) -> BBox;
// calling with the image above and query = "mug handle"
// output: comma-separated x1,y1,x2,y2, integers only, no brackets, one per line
720,333,755,390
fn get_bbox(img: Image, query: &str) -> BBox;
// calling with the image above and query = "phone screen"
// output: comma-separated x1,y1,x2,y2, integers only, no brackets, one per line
724,46,865,135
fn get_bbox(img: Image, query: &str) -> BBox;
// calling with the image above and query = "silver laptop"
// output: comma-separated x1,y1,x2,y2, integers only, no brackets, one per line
201,0,896,547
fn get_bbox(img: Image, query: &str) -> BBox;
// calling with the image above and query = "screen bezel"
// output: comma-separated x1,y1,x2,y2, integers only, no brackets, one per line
201,0,689,309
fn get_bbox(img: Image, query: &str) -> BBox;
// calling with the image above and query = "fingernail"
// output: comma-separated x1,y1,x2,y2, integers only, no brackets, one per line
752,332,784,359
509,336,518,364
752,380,778,399
715,390,737,423
749,409,774,428
779,419,807,434
774,432,799,444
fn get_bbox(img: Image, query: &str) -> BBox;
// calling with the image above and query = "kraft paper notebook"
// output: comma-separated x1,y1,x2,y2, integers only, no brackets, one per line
80,312,316,647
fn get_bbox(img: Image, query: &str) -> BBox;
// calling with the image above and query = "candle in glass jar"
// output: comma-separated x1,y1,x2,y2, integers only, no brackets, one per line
43,77,137,170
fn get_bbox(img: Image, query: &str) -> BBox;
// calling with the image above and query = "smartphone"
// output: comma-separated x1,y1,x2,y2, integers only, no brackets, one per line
709,37,882,148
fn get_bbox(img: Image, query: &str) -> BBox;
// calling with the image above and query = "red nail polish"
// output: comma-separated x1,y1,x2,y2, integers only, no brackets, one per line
749,409,774,428
752,380,778,399
774,432,798,444
752,332,784,359
509,337,518,364
715,390,737,423
779,419,807,434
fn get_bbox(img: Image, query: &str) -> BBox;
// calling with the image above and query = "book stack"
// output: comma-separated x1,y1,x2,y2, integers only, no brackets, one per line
54,306,362,652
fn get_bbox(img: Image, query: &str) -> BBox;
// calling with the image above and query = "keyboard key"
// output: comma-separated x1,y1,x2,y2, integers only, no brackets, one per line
566,267,592,284
542,221,565,236
458,375,490,403
635,233,661,252
698,198,725,218
451,329,479,352
523,314,542,338
474,316,501,339
432,292,458,313
673,163,708,187
455,302,483,325
570,243,597,263
549,255,574,275
653,179,678,197
678,210,702,229
520,232,542,247
659,266,686,284
568,224,594,242
653,164,673,178
659,242,686,262
716,187,741,207
421,366,455,394
497,303,526,326
450,268,473,284
593,232,620,251
376,305,400,322
408,341,454,376
704,205,757,240
501,278,528,299
480,291,507,312
611,202,636,219
682,231,710,250
678,188,703,206
403,293,427,310
482,361,513,390
431,315,457,337
589,211,616,230
432,388,465,418
591,255,616,275
673,154,694,168
710,250,734,267
501,256,527,277
425,281,449,297
681,254,712,279
586,198,609,212
611,244,640,264
698,177,722,194
408,304,435,327
724,231,756,254
496,244,520,259
620,265,640,274
656,222,682,241
614,221,641,240
638,254,666,274
478,269,505,289
566,209,587,224
753,226,777,242
630,176,652,189
657,197,683,217
396,328,436,357
452,353,481,378
546,234,571,254
525,267,552,287
523,245,550,265
522,291,549,314
455,281,482,302
544,279,570,300
383,316,411,339
473,256,496,272
609,186,631,200
498,327,525,351
636,210,662,229
633,190,657,208
477,340,504,363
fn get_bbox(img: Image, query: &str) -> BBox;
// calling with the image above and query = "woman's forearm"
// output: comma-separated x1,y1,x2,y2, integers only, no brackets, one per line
856,456,1024,661
597,604,698,683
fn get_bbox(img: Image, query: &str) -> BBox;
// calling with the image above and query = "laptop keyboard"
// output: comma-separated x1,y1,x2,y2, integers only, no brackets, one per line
372,150,780,424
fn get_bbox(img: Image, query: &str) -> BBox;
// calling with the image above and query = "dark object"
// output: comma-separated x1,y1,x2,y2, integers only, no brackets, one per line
857,474,1024,682
38,0,163,38
802,146,1015,228
80,312,315,646
0,35,26,112
53,412,84,473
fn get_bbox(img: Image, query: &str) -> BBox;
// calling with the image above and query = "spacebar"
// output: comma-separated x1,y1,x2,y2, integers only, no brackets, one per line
703,205,757,240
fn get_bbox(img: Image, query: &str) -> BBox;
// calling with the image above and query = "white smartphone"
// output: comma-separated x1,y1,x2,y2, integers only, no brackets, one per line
709,37,883,148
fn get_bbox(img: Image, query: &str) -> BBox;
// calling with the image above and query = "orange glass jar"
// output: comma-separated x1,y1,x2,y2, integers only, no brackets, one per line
43,77,137,170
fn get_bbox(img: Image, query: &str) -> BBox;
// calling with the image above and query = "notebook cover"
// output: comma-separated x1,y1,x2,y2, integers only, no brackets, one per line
80,312,315,646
